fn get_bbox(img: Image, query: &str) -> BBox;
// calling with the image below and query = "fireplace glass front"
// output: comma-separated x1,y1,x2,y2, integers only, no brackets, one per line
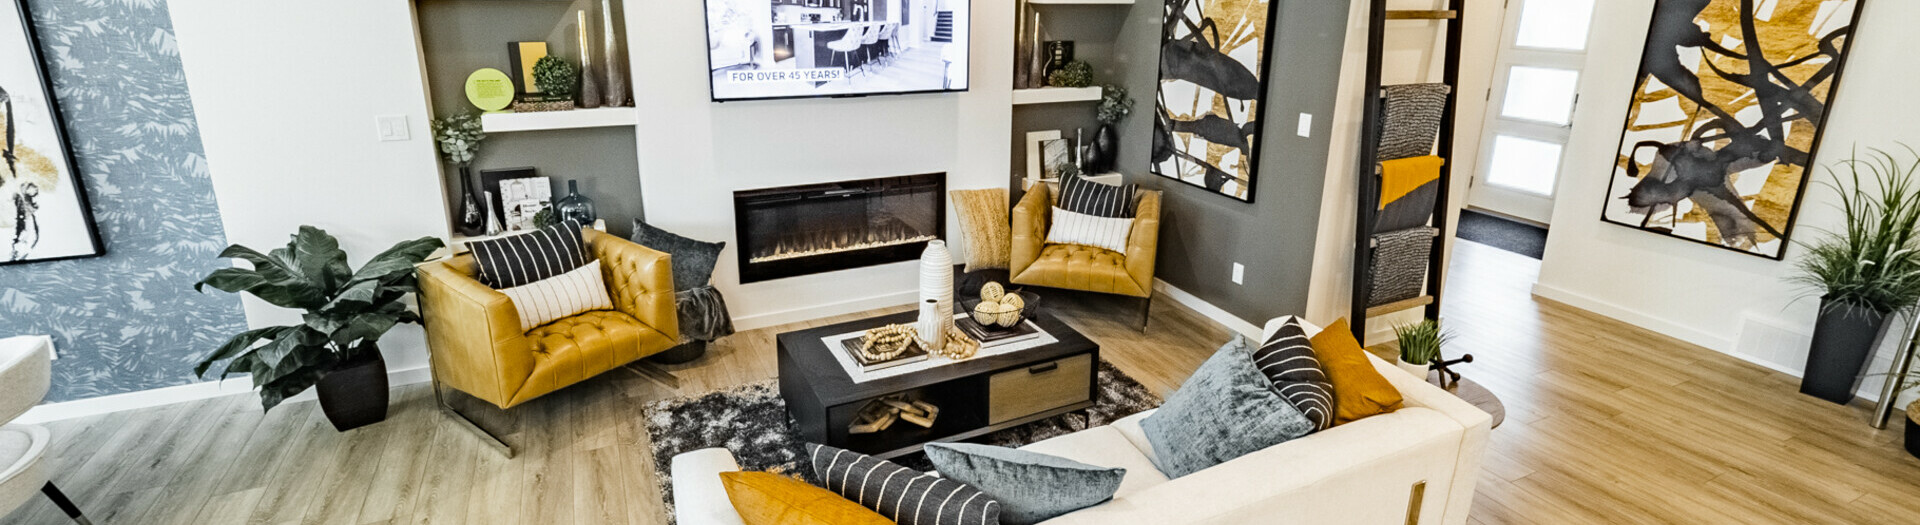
732,173,945,283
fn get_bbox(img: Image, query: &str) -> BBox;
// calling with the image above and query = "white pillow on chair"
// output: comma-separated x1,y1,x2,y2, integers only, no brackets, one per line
1046,207,1134,254
499,260,615,332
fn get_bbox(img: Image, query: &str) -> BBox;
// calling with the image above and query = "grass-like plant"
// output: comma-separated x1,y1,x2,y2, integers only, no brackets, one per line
1394,319,1450,366
1790,146,1920,316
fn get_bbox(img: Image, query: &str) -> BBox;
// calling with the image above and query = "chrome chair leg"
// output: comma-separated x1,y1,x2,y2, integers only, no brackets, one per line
433,378,514,459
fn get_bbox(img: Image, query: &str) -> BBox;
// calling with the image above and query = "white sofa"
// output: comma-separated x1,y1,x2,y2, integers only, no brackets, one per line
671,318,1493,525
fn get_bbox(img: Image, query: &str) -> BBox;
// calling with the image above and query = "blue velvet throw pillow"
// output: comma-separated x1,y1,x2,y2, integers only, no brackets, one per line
1141,335,1316,478
924,443,1125,525
630,219,725,292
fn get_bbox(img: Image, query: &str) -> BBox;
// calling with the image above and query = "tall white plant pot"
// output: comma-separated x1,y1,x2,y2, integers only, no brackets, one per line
920,241,955,337
1396,358,1430,379
918,300,946,352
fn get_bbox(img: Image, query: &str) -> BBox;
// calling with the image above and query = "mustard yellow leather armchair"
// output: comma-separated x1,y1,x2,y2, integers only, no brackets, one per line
1010,184,1162,328
418,229,678,456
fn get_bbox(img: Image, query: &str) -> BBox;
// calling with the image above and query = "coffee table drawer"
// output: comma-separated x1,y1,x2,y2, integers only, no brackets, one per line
988,353,1093,424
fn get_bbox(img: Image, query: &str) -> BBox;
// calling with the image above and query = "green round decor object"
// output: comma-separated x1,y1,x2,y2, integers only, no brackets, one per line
465,68,514,112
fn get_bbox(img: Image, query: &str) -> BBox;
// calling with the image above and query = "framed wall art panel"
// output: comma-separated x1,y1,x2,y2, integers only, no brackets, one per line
1150,0,1280,202
1600,0,1866,259
2,0,103,265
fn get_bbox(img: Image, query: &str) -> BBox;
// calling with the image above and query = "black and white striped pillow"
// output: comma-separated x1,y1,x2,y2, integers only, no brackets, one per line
1253,317,1335,431
469,219,588,289
806,443,1001,525
1058,174,1136,218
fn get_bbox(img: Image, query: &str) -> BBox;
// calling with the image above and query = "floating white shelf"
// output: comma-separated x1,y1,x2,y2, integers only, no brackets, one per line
1012,86,1102,106
1029,0,1135,4
480,107,636,133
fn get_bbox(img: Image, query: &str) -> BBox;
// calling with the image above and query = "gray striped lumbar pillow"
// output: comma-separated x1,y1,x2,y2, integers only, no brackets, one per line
496,260,613,332
469,219,588,289
1252,317,1336,431
805,443,1001,525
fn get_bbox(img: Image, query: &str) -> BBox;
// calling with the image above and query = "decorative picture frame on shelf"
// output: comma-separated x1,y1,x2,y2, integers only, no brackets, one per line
499,176,553,232
1,0,105,265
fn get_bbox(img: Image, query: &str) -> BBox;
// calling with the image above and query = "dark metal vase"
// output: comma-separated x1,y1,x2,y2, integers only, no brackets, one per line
1800,298,1892,404
1086,124,1118,173
317,346,390,432
455,166,487,236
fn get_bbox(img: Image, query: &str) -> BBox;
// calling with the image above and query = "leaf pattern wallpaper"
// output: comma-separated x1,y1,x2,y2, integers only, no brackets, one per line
1,0,246,402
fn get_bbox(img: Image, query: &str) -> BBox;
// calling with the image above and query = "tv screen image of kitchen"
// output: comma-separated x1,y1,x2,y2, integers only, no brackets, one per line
705,0,970,102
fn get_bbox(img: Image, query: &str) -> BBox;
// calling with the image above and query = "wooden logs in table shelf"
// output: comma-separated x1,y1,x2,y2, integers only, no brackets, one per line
849,394,943,434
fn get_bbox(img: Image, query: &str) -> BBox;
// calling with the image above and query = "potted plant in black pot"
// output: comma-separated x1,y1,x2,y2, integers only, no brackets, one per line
193,227,444,430
1791,147,1920,404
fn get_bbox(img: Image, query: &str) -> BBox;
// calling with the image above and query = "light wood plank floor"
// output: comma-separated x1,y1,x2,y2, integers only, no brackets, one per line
8,240,1920,524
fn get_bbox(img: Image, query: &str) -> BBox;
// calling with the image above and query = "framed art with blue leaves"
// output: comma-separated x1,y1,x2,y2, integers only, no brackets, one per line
2,0,103,265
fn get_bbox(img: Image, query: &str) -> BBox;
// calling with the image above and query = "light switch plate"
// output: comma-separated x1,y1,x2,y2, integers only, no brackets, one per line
376,115,410,142
1297,113,1313,137
1232,263,1246,285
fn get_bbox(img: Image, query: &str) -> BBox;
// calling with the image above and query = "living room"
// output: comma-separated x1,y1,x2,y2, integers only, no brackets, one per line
4,0,1920,524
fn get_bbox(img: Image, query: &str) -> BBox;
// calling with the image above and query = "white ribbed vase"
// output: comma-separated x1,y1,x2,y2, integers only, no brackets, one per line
917,299,945,352
919,241,955,335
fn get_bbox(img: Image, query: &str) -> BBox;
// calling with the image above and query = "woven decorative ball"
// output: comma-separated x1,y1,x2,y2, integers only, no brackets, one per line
1000,293,1025,311
995,307,1022,327
972,300,1012,325
980,282,1006,303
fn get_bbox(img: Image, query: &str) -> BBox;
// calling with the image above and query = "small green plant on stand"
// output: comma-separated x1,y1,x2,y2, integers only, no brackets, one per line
1393,319,1452,378
1047,60,1094,88
532,55,579,100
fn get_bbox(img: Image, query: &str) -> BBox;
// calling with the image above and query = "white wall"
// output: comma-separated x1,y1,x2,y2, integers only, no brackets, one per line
629,0,1010,329
1534,0,1920,398
169,1,449,375
1306,0,1503,342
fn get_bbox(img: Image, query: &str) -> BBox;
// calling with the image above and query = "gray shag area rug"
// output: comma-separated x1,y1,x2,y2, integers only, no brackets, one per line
643,359,1160,519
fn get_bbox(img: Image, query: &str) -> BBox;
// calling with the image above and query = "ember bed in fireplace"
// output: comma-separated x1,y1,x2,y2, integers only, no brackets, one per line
733,173,945,283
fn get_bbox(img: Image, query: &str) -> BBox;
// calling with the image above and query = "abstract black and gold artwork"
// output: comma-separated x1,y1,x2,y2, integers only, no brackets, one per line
3,0,103,265
1150,0,1277,202
1602,0,1865,259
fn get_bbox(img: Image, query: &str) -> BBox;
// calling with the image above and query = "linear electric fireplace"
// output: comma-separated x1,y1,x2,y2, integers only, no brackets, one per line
733,173,946,283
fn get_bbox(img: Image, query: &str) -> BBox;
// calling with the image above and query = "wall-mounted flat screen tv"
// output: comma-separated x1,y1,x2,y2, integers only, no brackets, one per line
705,0,970,102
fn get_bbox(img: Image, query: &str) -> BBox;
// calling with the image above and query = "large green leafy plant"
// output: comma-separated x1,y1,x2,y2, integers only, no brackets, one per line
194,227,444,411
1791,147,1920,316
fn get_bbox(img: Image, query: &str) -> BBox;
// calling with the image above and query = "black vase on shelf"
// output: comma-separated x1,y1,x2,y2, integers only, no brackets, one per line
555,179,598,224
455,166,487,236
1800,298,1894,404
1085,124,1118,174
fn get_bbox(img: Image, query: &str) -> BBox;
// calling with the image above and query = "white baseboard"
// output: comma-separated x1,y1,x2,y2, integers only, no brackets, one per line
17,364,432,425
1154,279,1263,339
731,289,920,331
1530,282,1736,353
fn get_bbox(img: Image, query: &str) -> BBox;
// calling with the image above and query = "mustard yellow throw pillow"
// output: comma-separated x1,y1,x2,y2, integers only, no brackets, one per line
720,471,896,525
1311,319,1405,425
950,189,1011,272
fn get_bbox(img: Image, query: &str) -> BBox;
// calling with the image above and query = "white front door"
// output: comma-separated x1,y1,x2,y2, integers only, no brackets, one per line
1467,0,1599,224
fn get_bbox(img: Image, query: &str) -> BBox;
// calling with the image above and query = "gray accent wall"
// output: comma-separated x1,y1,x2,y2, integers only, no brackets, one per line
0,0,248,402
417,0,645,238
1116,0,1353,324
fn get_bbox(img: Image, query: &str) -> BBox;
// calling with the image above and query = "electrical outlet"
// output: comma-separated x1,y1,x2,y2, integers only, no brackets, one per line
375,115,411,142
1297,113,1313,138
1232,263,1246,285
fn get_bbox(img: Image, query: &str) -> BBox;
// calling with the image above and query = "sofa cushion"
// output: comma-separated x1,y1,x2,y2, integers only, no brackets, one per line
1107,411,1159,469
926,442,1125,525
1252,317,1335,430
1058,173,1137,218
720,471,894,525
804,443,1001,525
512,310,671,406
1141,336,1315,478
1312,319,1405,425
498,260,615,332
632,220,724,292
1017,424,1168,500
1013,244,1149,297
470,219,589,288
951,188,1012,272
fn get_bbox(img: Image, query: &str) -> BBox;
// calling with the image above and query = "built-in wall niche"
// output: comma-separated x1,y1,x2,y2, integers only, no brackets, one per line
1008,1,1140,198
412,0,645,239
733,173,946,283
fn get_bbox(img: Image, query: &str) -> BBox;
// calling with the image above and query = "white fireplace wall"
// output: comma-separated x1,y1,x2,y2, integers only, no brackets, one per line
629,0,1012,329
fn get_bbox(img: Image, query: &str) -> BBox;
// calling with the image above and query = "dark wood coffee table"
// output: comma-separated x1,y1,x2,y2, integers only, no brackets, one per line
778,310,1099,460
